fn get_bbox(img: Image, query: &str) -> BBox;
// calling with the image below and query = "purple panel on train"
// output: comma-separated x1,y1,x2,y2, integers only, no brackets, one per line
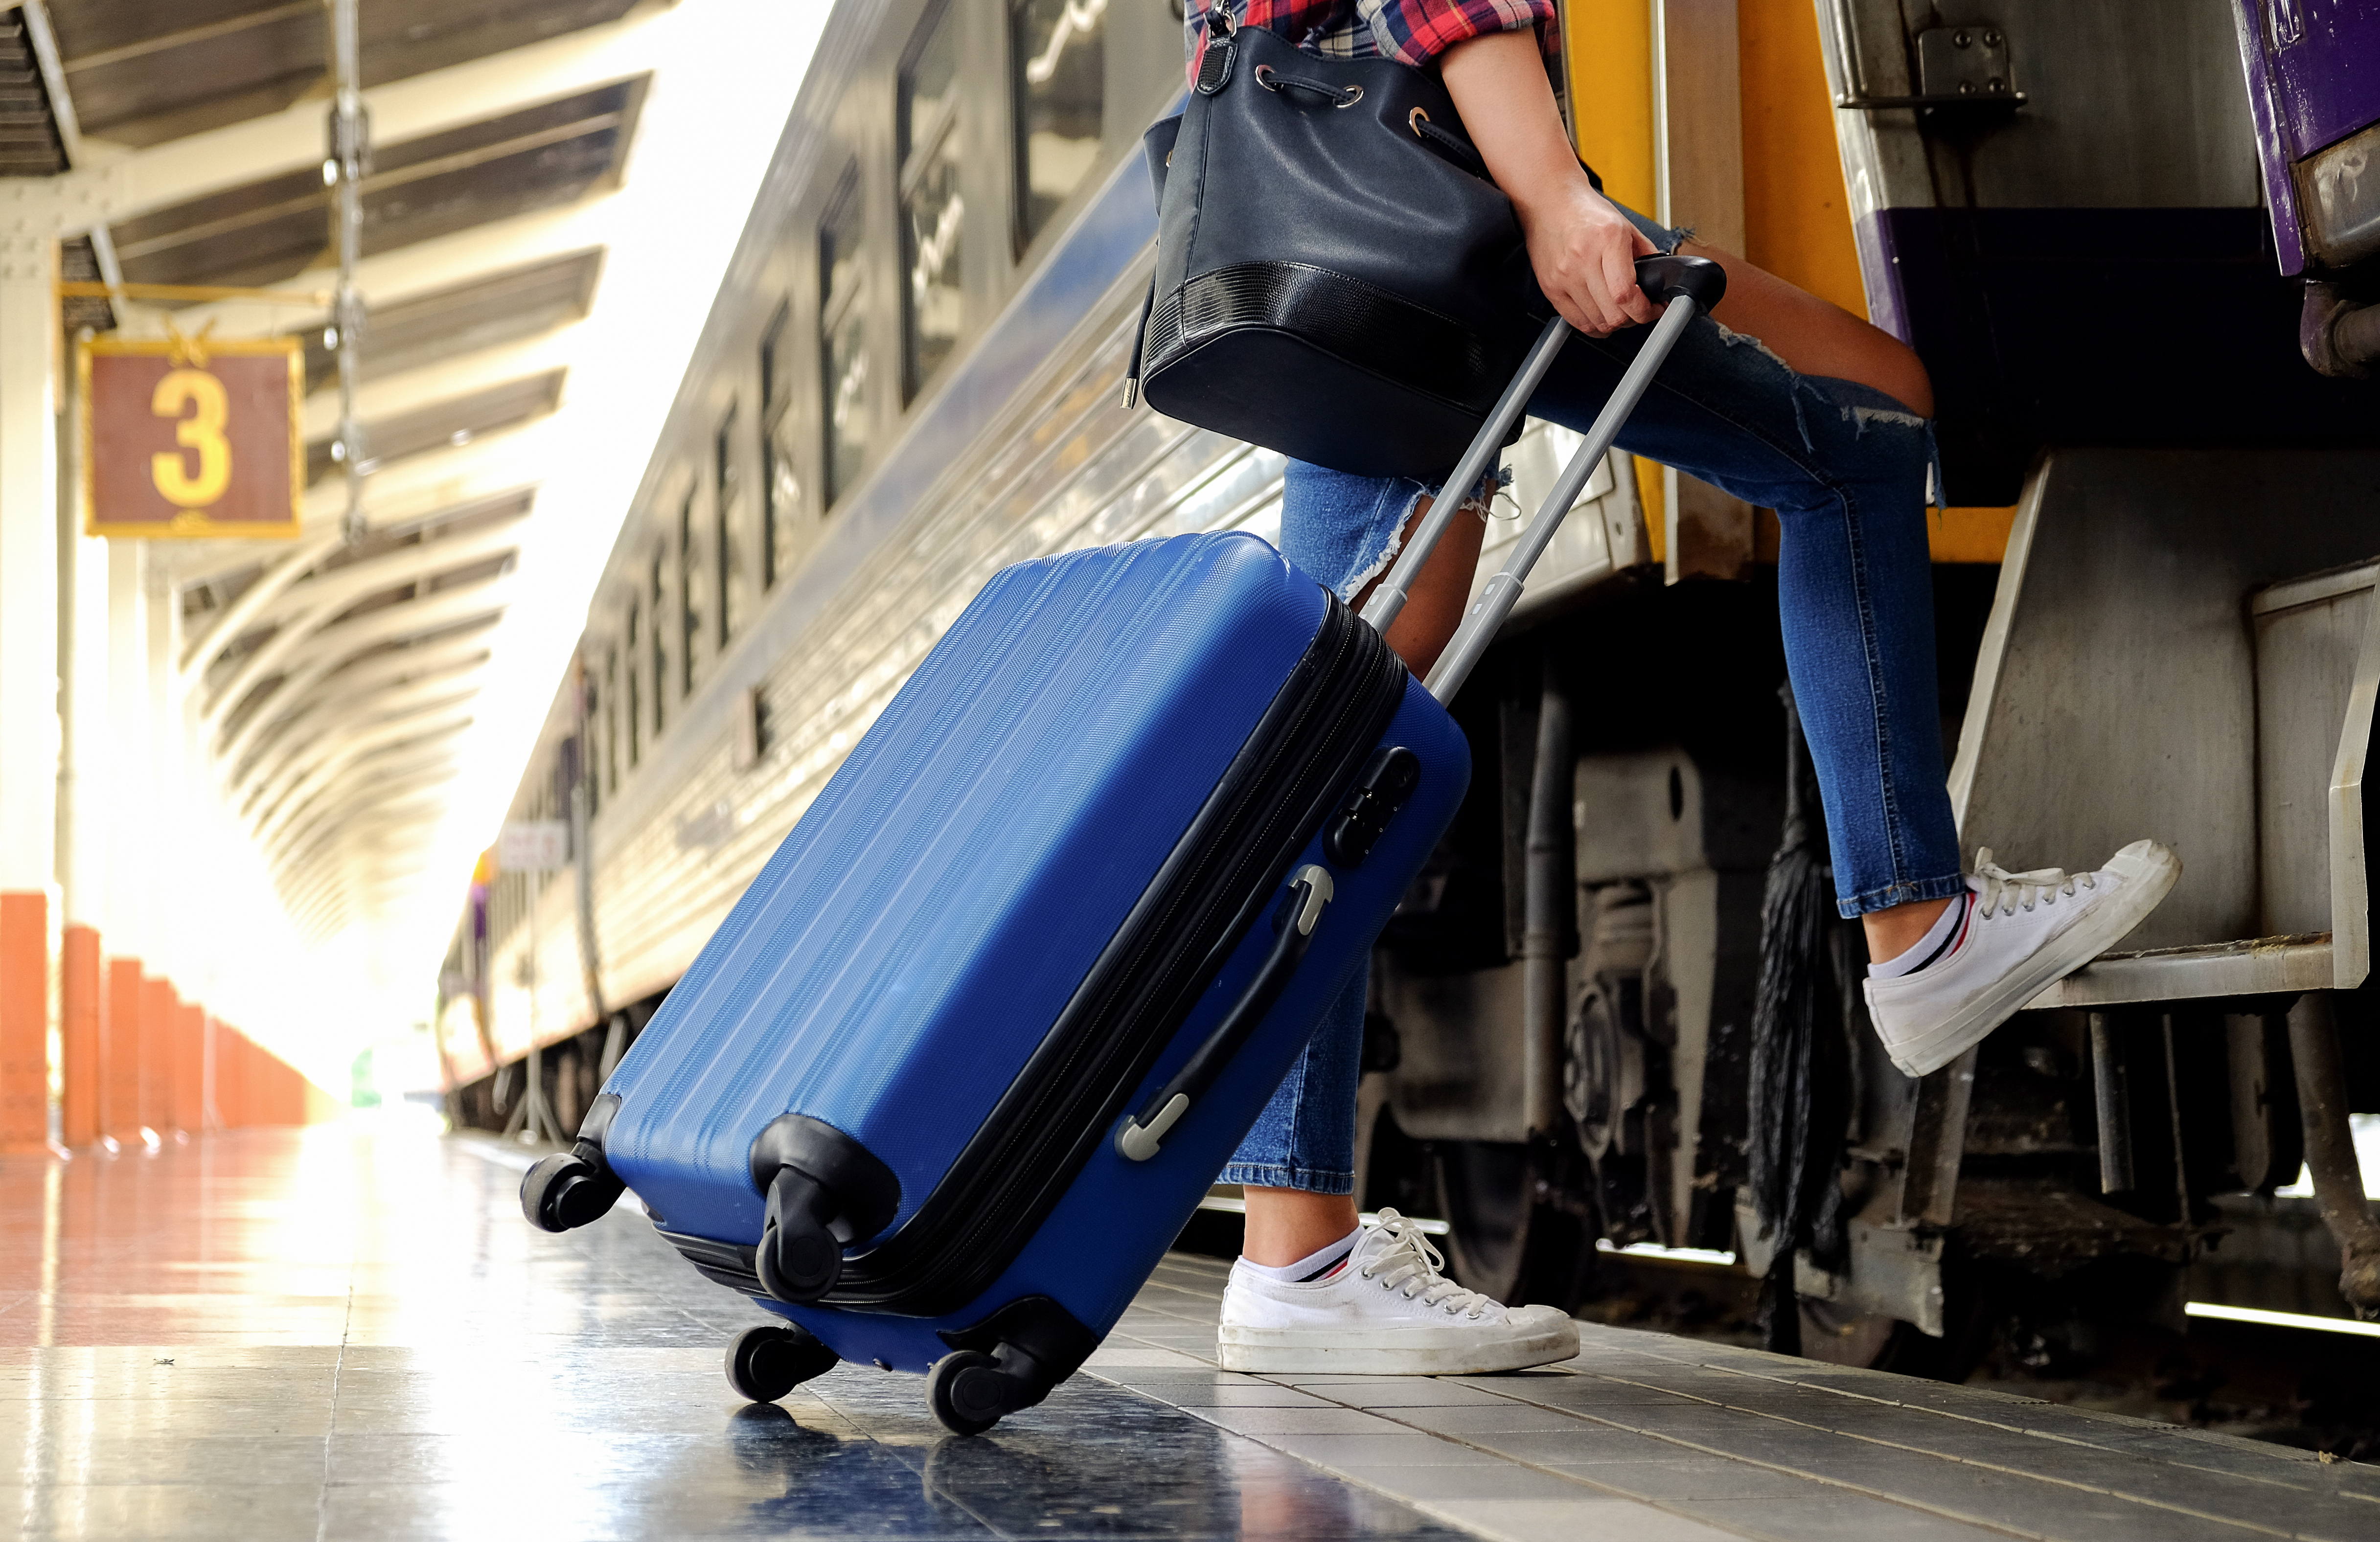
2231,0,2380,274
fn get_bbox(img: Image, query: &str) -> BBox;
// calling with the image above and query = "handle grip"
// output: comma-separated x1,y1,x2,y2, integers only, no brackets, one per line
1633,252,1727,313
1117,866,1335,1162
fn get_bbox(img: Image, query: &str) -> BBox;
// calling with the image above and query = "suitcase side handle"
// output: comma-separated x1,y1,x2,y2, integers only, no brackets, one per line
1118,864,1336,1162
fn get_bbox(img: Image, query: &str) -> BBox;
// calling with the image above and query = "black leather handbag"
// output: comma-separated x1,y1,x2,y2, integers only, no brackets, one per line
1126,8,1551,479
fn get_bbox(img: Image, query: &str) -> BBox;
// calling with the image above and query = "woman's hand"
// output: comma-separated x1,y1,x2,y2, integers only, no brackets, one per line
1512,176,1659,338
1439,30,1658,337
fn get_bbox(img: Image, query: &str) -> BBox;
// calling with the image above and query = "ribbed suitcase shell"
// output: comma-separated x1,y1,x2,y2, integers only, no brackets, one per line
600,531,1468,1374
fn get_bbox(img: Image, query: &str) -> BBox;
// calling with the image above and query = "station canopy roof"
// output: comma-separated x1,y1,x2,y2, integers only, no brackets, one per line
17,0,819,1008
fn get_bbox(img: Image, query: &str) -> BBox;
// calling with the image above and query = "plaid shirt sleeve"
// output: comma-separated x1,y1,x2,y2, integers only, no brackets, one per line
1186,0,1558,81
1354,0,1561,68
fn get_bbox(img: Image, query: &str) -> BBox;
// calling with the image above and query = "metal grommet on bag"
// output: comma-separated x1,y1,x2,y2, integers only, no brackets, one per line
1253,64,1363,109
1409,107,1430,136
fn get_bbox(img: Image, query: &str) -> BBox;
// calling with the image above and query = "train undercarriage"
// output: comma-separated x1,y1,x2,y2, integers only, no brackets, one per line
1349,446,2380,1375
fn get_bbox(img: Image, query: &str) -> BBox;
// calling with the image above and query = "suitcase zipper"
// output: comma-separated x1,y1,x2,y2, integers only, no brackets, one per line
814,594,1407,1317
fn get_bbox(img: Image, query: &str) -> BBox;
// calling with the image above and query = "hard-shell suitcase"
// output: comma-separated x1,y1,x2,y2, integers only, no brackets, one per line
522,256,1725,1435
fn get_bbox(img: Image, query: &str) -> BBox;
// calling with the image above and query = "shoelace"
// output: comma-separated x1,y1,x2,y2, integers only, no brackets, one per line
1359,1209,1496,1318
1972,847,2098,918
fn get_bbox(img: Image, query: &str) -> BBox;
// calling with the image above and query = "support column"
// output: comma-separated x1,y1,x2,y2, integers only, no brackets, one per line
59,923,97,1145
105,540,146,964
0,894,43,1149
59,467,108,1150
201,1012,221,1130
0,232,58,1151
172,997,203,1134
217,1022,247,1128
144,557,183,988
100,540,148,1143
102,955,140,1139
139,973,172,1137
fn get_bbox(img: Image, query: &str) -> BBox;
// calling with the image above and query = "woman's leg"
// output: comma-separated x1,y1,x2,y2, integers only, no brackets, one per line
1524,258,1968,925
1674,241,1950,954
1537,252,2176,1075
1687,241,1934,420
1235,265,1947,1265
1231,469,1485,1264
1221,478,1583,1367
1687,240,1951,953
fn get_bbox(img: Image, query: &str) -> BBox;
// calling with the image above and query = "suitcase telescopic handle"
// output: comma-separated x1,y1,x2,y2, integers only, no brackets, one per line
1117,865,1335,1163
1358,253,1726,705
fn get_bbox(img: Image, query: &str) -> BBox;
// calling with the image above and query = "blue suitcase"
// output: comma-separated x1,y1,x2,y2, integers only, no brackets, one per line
521,264,1719,1434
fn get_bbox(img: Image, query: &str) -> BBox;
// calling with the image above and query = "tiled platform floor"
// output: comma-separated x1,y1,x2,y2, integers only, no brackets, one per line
2,1120,2373,1541
1103,1260,2380,1542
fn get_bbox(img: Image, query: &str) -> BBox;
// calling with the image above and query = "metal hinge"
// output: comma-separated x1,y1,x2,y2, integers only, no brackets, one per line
1831,12,2027,113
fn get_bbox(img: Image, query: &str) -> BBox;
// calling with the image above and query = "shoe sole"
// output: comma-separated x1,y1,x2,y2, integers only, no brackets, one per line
1877,845,2181,1078
1216,1320,1580,1377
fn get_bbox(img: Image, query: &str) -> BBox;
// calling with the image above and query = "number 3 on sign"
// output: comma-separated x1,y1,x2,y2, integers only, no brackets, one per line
150,368,231,508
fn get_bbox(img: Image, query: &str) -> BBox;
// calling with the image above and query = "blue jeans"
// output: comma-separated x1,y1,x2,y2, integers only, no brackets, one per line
1225,236,1964,1195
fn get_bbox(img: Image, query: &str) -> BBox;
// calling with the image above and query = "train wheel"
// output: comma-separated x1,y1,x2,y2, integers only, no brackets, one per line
1430,1139,1589,1310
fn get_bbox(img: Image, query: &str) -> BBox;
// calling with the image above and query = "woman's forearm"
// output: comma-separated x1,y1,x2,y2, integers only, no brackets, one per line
1439,29,1655,335
1437,31,1588,222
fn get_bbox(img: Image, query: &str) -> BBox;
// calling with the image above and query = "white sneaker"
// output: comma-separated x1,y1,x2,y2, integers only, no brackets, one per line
1216,1209,1579,1375
1865,840,2181,1078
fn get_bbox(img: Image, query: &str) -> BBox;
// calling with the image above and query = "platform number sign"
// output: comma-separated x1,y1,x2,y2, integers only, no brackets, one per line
79,335,303,539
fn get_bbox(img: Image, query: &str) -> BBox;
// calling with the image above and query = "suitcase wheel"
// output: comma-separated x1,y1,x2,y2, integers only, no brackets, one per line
925,1350,1017,1436
724,1322,838,1404
519,1150,625,1233
520,1094,628,1234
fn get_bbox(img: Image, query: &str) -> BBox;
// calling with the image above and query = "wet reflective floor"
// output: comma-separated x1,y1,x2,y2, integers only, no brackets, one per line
0,1122,1476,1541
6,1121,2374,1541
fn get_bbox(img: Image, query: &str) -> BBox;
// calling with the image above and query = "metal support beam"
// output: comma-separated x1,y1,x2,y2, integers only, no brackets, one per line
201,522,522,742
36,9,672,238
2090,1011,2134,1194
328,0,369,544
19,0,83,170
1521,655,1573,1140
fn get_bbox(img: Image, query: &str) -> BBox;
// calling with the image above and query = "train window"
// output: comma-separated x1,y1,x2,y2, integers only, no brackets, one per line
648,554,666,734
714,407,740,647
819,167,868,508
1011,0,1104,250
898,0,965,403
577,699,596,819
758,304,799,588
569,730,592,820
625,603,642,766
678,489,701,694
604,647,619,793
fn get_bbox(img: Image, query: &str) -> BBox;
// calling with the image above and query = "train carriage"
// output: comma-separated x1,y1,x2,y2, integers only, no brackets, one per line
438,0,2380,1370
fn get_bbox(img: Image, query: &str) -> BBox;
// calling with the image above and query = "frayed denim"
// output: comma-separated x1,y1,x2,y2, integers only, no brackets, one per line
1226,223,1964,1193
